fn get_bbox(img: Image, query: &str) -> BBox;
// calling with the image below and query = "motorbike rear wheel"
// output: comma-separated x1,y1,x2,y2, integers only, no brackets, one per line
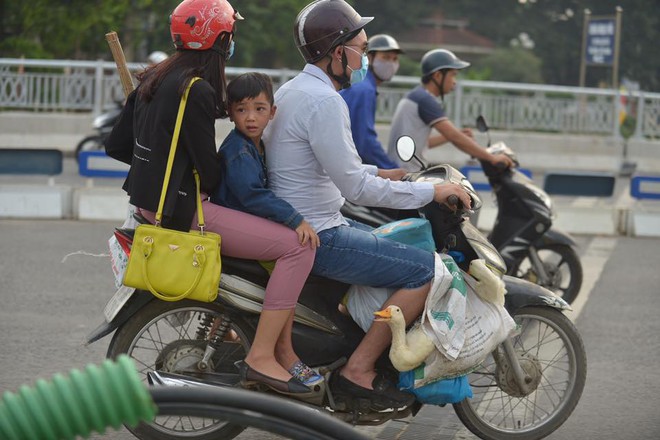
453,306,586,440
106,299,255,440
509,244,583,305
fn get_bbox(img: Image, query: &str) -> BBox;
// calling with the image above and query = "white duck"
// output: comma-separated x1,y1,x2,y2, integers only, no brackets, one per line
373,305,436,372
468,259,506,306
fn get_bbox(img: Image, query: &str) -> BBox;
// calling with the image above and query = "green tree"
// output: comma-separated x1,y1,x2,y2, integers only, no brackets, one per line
230,0,310,68
474,47,543,83
441,0,659,91
1,0,657,91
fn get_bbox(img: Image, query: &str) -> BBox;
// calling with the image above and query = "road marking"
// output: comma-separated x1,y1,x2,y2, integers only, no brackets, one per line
565,236,617,321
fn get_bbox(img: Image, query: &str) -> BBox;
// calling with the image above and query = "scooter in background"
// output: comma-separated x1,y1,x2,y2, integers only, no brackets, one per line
341,117,583,305
474,115,582,305
74,101,122,162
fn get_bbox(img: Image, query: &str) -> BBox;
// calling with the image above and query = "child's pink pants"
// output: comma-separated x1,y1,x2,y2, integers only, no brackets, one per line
139,200,315,310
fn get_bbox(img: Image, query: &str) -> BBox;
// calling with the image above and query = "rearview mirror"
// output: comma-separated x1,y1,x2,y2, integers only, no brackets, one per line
476,115,489,133
396,136,416,162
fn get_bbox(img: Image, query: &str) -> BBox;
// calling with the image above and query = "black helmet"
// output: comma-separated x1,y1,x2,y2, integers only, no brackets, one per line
421,49,470,77
367,34,403,54
294,0,373,63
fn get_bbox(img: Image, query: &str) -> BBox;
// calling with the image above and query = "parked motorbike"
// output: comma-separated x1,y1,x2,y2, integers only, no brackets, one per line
86,137,586,440
341,116,583,305
74,101,122,162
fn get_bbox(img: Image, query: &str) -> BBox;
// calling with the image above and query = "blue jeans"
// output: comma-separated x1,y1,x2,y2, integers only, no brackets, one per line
312,219,435,289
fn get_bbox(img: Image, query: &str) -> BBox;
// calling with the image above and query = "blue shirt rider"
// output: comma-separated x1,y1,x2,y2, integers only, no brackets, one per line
340,34,403,169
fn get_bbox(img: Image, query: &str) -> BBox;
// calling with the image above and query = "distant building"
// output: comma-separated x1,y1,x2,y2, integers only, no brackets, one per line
396,12,495,61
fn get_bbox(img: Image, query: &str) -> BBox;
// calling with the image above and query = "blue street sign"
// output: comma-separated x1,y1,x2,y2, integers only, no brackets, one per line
585,17,616,65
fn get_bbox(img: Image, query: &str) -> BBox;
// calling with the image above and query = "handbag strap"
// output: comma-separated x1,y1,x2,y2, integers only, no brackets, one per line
154,76,206,232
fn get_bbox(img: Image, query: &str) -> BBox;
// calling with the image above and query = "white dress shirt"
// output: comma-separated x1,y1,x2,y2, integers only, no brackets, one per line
264,64,435,232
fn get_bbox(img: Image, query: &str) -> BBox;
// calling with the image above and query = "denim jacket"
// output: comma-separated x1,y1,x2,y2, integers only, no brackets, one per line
210,129,303,229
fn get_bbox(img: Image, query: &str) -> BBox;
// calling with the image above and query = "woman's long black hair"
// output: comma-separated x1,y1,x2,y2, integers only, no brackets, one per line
135,32,233,119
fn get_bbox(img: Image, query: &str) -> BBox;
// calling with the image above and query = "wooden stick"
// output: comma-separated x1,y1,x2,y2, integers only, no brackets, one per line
105,31,135,98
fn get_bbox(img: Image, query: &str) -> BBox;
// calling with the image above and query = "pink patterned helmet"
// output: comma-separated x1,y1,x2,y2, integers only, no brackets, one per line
170,0,240,51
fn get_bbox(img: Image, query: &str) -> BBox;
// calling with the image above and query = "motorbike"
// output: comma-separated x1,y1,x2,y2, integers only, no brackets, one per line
341,116,583,305
86,136,586,440
74,101,122,162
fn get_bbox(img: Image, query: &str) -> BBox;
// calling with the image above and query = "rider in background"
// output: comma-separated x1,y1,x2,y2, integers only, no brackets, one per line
387,49,514,170
340,34,403,170
264,0,472,411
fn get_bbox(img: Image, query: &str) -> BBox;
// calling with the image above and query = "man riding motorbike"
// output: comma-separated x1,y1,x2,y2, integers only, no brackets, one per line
386,48,514,171
263,0,471,411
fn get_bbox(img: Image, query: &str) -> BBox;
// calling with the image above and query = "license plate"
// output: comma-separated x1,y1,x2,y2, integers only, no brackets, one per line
108,235,129,290
103,285,136,322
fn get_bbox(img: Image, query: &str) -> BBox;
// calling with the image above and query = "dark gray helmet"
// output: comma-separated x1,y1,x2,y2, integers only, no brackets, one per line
367,34,403,53
294,0,373,64
421,49,470,77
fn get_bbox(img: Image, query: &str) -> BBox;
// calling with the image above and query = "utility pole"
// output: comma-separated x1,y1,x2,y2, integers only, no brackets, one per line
579,9,590,88
612,6,623,89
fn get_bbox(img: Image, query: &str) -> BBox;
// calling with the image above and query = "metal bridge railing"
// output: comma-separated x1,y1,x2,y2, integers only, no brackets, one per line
1,58,658,139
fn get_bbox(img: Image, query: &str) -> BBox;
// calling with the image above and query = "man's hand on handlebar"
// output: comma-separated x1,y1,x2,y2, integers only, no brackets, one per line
377,168,408,181
433,183,471,211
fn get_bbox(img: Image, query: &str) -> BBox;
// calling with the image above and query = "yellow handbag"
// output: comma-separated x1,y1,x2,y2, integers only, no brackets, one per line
123,77,221,302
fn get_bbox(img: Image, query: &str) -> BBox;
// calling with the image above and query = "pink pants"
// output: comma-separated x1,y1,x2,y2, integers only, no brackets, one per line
139,200,315,310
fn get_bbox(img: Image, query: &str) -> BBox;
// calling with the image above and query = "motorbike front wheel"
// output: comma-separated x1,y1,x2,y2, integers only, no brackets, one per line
453,306,586,440
107,298,256,440
74,135,103,162
509,244,583,305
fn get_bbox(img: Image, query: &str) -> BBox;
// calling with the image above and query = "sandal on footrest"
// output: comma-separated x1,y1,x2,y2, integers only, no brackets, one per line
289,360,324,387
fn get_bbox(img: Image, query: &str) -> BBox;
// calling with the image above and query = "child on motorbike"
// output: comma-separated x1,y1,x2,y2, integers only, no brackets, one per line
210,72,323,393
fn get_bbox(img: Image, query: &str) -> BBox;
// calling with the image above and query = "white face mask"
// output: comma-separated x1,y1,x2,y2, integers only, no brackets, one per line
371,58,399,81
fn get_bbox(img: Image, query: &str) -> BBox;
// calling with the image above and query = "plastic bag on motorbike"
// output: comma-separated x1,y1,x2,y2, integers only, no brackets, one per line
371,218,435,253
344,284,396,332
108,235,129,290
414,262,517,386
343,217,434,331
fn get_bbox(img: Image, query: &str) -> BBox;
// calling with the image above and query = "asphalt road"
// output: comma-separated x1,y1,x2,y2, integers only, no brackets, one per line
1,220,659,440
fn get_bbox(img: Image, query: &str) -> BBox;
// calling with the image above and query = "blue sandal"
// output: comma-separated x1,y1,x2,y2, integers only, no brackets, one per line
288,360,324,387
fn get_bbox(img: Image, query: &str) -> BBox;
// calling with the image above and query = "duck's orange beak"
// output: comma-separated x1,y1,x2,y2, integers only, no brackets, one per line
373,308,392,321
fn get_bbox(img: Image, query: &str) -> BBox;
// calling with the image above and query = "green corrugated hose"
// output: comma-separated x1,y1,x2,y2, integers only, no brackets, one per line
0,355,157,440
